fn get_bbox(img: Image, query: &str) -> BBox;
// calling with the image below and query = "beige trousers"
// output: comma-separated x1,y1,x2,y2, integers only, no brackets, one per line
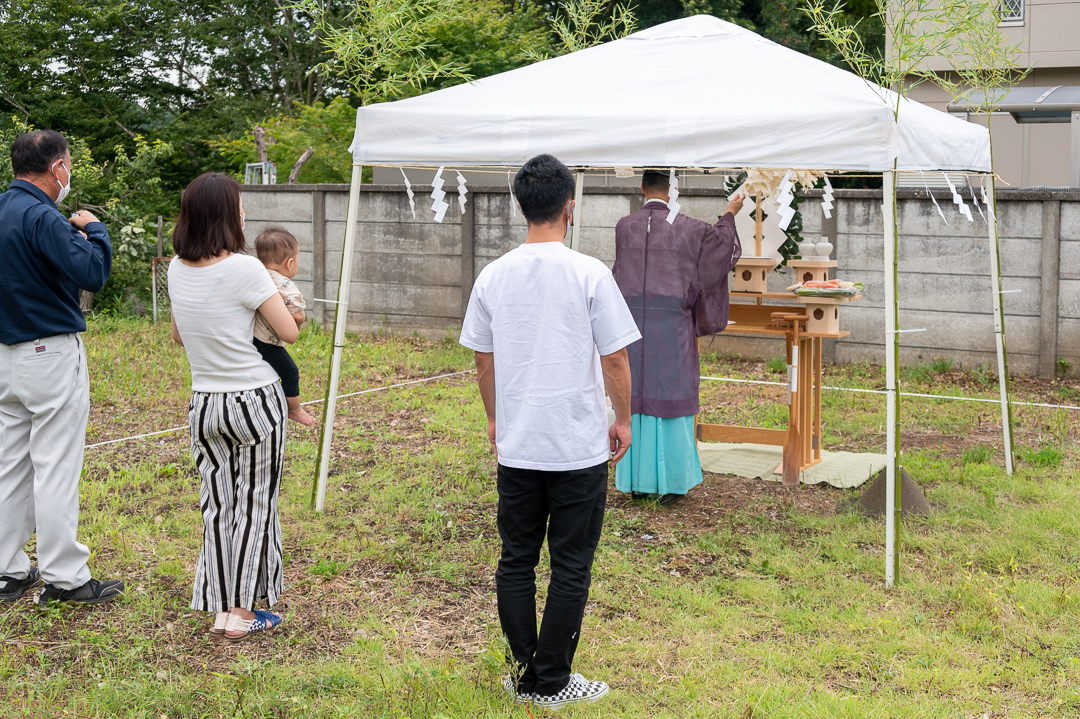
0,333,92,589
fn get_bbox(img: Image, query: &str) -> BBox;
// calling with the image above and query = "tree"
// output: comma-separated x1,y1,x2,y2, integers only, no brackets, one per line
421,0,553,92
293,0,470,105
524,0,638,61
211,97,357,184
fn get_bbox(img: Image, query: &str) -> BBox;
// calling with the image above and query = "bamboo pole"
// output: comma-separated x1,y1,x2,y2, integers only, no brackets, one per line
311,163,364,512
883,169,900,588
754,195,763,256
985,178,1015,474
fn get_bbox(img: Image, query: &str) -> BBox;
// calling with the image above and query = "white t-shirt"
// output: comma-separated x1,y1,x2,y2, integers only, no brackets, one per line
168,254,281,393
460,241,641,471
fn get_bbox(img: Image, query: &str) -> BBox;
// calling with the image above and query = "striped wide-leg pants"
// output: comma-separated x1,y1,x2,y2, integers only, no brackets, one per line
188,382,287,612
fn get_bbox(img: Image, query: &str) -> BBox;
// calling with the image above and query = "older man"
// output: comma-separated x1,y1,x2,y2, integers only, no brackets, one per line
612,170,743,504
0,130,124,605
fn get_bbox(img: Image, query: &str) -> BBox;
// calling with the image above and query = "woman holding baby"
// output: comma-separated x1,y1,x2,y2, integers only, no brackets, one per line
167,172,301,641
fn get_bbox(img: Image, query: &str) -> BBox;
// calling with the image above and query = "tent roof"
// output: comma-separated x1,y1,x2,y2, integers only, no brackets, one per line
350,15,991,174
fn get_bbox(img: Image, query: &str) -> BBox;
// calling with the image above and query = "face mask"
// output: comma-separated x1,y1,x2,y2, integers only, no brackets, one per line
564,202,574,241
53,160,71,204
240,211,246,230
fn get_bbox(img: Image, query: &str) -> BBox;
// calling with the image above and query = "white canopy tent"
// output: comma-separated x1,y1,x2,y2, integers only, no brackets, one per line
316,15,1012,588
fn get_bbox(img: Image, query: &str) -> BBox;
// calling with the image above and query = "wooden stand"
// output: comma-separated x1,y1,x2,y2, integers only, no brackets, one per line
732,256,777,293
696,292,859,478
788,258,837,284
796,294,861,335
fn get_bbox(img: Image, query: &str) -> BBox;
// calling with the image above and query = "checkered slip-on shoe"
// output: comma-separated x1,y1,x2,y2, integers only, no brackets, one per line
531,673,609,711
502,674,535,704
223,610,282,641
208,612,230,638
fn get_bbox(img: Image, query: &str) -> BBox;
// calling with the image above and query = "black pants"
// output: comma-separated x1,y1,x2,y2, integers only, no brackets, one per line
496,461,607,696
253,338,300,398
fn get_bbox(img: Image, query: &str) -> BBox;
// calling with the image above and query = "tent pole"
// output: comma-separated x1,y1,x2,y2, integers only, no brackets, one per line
570,171,584,249
883,169,900,589
311,162,364,512
985,178,1015,474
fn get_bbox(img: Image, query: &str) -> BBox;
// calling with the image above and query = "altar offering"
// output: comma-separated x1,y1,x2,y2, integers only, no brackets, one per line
789,280,865,334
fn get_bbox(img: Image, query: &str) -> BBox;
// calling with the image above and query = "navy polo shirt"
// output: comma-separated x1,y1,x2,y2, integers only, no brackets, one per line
0,180,112,345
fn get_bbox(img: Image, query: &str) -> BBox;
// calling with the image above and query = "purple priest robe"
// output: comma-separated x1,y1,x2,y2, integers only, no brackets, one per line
612,201,742,418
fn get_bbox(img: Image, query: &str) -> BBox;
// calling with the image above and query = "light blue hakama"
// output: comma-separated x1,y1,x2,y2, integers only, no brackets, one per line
615,413,703,496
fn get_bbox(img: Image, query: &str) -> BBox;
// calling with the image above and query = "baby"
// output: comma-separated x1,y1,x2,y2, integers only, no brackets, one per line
253,226,316,426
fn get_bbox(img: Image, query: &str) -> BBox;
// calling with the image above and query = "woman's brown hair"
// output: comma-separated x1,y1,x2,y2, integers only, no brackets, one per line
172,172,246,261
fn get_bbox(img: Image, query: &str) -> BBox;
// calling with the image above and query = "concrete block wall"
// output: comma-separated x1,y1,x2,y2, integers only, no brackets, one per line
240,184,1080,377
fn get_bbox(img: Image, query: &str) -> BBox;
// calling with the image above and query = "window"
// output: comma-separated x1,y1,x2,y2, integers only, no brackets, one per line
1000,0,1024,24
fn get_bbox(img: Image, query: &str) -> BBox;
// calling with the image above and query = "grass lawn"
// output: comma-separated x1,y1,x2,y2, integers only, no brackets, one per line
2,317,1079,718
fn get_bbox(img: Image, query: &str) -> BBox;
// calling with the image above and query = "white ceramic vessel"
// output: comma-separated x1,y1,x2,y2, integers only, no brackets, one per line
798,241,816,258
815,240,833,257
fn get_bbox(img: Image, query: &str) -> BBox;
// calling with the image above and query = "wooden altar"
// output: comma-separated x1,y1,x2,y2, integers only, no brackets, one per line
695,290,862,481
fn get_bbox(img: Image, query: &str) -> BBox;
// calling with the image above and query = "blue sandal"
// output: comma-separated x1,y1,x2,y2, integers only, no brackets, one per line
224,610,282,641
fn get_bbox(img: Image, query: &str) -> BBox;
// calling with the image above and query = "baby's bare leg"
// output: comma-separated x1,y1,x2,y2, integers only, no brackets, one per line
287,395,316,426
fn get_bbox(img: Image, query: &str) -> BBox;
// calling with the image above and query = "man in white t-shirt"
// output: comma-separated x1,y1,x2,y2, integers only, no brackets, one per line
460,154,640,711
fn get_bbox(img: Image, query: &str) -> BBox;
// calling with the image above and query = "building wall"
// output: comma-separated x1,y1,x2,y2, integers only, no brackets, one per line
907,67,1080,189
240,184,1080,377
912,0,1080,188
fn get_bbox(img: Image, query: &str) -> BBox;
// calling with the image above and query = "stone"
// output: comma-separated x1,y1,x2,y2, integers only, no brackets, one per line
851,467,936,519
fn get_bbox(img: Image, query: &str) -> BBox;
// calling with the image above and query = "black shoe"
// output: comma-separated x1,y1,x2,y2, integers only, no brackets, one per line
658,493,684,506
38,578,125,606
631,492,650,500
0,568,40,602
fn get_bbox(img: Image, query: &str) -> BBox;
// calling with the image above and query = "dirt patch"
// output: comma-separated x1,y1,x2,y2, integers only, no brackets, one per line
607,470,841,534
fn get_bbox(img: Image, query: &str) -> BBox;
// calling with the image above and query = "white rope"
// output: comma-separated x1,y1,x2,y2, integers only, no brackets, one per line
700,375,1080,411
84,370,475,450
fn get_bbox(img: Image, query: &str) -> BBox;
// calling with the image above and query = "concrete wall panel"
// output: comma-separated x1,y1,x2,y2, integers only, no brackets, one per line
1060,279,1080,319
1059,319,1080,364
351,251,461,288
243,192,312,222
839,232,1042,278
349,282,461,319
1061,239,1080,281
1060,202,1080,241
837,305,1040,355
845,270,1040,316
320,221,462,256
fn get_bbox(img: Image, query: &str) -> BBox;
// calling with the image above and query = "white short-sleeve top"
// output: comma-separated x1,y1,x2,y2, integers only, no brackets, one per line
459,241,641,471
168,253,280,393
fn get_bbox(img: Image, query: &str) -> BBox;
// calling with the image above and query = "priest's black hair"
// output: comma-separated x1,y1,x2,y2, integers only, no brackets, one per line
641,169,671,193
514,154,575,225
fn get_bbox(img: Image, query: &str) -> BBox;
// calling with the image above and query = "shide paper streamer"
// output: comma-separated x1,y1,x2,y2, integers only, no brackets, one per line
430,166,450,223
969,185,986,222
774,170,796,231
943,173,973,222
921,171,948,225
821,176,834,219
400,168,416,219
666,170,681,224
456,171,468,215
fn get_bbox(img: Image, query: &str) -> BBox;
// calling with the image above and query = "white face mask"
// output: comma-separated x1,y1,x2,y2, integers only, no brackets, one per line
52,160,71,204
240,212,246,230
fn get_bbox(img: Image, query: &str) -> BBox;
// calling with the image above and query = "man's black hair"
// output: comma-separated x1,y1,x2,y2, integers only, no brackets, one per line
513,154,575,225
11,130,69,177
641,169,671,193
